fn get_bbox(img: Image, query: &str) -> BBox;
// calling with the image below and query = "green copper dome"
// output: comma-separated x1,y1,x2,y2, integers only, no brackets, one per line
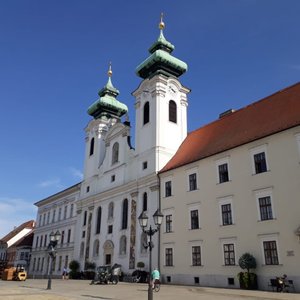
88,66,128,119
136,16,187,79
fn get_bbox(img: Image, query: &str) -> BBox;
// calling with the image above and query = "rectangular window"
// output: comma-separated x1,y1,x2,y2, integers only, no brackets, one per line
47,212,50,224
254,152,267,174
64,206,68,219
165,181,172,197
39,236,43,248
67,229,71,243
165,215,172,233
52,209,56,223
61,231,65,245
32,258,36,271
20,252,25,260
111,175,115,182
70,204,74,218
108,225,113,234
58,208,62,221
35,236,39,248
221,204,232,225
218,163,229,183
189,173,197,191
143,161,148,169
263,241,279,265
43,213,46,226
58,256,62,271
41,257,44,272
223,243,235,266
37,258,40,271
192,246,201,266
259,196,273,220
44,234,47,247
165,248,173,266
190,210,199,229
39,215,42,227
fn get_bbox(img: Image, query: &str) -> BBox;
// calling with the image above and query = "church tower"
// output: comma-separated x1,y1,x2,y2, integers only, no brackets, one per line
133,14,190,173
83,64,128,182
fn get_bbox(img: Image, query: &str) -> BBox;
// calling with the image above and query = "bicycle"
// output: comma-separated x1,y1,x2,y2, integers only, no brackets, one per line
152,279,160,292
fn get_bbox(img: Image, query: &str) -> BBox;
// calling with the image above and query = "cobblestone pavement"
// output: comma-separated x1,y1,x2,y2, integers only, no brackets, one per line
0,279,299,300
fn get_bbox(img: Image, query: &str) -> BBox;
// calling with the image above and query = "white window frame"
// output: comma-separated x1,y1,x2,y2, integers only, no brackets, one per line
218,196,234,226
216,157,230,184
254,187,275,221
259,233,280,265
162,176,173,198
220,238,237,266
186,167,199,192
163,243,175,267
189,240,203,267
187,203,201,230
250,144,269,175
163,208,175,233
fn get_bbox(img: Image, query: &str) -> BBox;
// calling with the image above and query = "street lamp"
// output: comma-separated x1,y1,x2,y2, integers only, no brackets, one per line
46,230,61,290
138,209,163,300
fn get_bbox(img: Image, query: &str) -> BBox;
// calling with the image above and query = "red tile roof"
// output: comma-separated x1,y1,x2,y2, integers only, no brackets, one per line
0,220,35,243
160,82,300,173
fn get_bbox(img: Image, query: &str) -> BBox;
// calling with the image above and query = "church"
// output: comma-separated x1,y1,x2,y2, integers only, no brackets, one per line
29,16,300,292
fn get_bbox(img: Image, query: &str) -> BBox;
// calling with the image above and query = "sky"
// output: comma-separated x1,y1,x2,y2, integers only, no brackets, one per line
0,0,299,238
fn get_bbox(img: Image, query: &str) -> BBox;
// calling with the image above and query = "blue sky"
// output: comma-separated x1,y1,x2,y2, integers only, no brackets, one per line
0,0,299,238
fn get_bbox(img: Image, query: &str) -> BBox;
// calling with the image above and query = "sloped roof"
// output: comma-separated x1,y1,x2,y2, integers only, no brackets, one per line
14,231,34,247
0,220,35,243
160,82,300,173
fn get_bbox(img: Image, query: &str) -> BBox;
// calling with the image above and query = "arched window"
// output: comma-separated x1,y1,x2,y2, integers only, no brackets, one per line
95,206,102,234
119,235,127,255
93,239,100,257
80,242,85,258
108,202,114,219
143,102,150,125
90,137,95,156
143,193,147,212
141,232,148,253
121,199,128,229
112,142,119,164
169,100,177,123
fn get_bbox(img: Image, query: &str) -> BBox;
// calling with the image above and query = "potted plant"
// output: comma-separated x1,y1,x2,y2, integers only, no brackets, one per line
69,260,80,279
237,253,258,290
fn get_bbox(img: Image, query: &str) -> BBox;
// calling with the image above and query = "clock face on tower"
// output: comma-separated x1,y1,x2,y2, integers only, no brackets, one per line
168,84,177,96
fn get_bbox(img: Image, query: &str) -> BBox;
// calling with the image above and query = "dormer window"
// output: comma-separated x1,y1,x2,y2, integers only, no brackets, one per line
143,102,150,125
89,138,95,156
112,142,119,164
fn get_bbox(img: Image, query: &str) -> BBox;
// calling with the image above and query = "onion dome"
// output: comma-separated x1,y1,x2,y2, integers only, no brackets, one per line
136,13,188,79
88,63,128,119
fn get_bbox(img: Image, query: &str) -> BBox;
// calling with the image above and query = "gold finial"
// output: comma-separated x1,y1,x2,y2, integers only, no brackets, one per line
107,61,112,77
159,12,165,30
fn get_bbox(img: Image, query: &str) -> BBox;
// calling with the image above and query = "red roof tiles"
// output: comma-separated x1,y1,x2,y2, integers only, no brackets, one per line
160,82,300,173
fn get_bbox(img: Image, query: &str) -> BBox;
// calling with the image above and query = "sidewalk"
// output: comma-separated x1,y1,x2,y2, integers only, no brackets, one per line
0,279,299,300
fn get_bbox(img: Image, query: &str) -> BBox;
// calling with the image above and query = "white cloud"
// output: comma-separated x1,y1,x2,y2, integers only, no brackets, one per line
70,167,83,180
38,178,62,188
0,197,37,239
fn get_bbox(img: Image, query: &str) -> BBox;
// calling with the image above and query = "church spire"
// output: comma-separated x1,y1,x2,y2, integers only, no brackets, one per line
87,62,128,120
136,13,187,79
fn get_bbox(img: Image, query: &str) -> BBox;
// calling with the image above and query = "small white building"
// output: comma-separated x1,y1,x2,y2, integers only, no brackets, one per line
30,183,80,278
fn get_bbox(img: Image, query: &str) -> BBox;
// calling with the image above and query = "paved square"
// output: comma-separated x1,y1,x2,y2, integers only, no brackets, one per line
0,279,298,300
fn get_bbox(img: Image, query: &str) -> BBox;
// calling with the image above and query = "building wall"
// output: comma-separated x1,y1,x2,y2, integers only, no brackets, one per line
160,126,300,291
30,185,80,278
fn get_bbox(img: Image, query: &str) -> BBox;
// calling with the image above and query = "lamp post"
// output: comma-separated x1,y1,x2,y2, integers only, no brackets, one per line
46,230,61,290
138,209,163,300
